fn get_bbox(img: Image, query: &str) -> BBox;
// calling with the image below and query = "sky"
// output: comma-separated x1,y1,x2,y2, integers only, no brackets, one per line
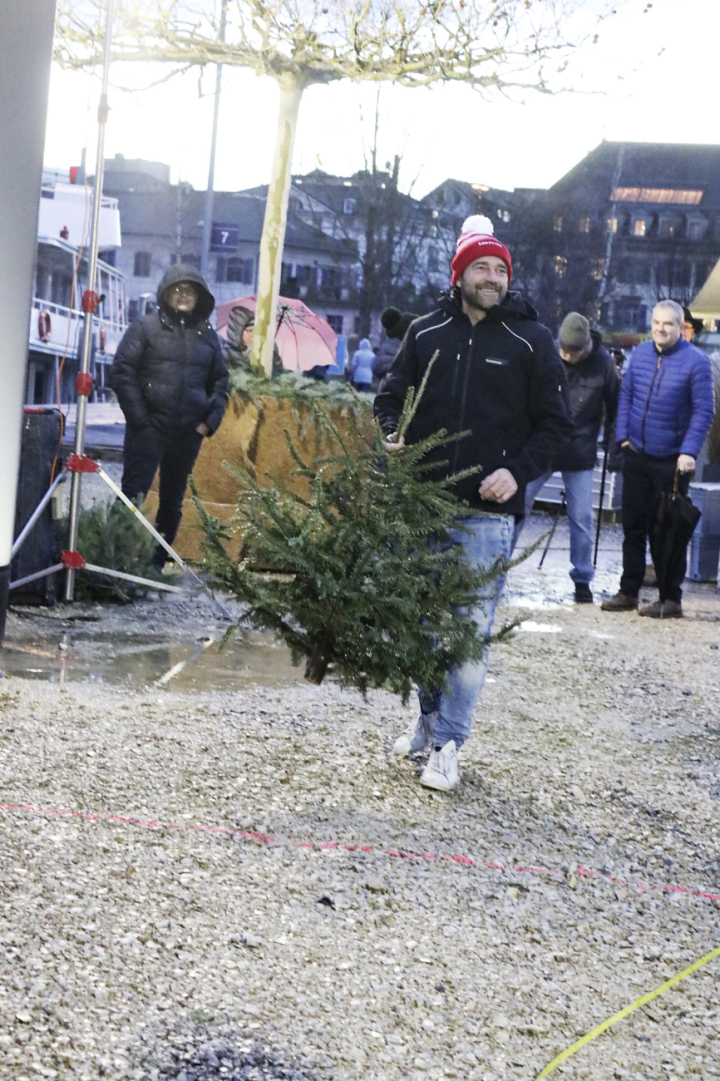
44,0,716,199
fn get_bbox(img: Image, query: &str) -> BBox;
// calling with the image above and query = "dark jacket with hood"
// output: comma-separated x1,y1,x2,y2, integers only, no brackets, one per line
373,335,400,381
374,289,572,518
225,303,284,377
553,330,620,472
111,265,228,436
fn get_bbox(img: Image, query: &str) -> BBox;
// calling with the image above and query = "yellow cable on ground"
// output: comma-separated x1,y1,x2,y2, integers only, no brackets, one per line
534,943,720,1079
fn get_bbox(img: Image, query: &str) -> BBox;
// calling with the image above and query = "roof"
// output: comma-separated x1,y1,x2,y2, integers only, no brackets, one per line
107,187,355,257
550,141,720,208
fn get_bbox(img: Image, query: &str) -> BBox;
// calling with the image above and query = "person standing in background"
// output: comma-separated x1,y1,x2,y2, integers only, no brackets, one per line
111,265,228,571
522,312,620,603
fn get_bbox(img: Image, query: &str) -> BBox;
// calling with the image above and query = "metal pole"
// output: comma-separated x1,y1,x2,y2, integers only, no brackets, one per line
11,472,65,559
200,1,228,282
65,0,115,601
593,440,610,567
538,490,565,570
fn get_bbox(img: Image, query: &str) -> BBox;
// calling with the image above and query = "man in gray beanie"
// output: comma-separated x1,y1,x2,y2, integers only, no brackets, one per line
523,312,620,602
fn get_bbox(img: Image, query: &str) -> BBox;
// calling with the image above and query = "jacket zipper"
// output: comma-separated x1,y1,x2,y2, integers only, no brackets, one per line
451,333,473,474
640,350,663,451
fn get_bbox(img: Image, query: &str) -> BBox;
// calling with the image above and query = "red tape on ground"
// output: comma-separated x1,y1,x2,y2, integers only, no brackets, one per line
2,800,719,903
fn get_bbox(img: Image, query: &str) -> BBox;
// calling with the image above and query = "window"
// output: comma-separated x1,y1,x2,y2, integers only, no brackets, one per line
591,258,604,281
181,253,200,268
553,215,563,233
127,299,139,322
99,249,116,267
617,299,647,331
607,217,618,234
326,314,343,333
342,198,356,215
225,257,254,284
658,219,678,239
579,215,591,233
321,267,340,290
613,187,703,205
227,258,245,283
688,220,704,240
633,219,646,237
554,255,568,279
133,251,151,277
298,265,314,286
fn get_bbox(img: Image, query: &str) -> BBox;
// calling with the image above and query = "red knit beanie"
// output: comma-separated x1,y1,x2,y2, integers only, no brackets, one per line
450,215,512,286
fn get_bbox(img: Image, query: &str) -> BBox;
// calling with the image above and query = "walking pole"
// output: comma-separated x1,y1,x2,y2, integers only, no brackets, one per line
593,439,610,567
538,489,566,570
64,0,115,602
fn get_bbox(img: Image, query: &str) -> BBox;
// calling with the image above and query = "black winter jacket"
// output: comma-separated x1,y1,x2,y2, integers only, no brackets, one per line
553,331,620,472
373,335,399,380
111,265,229,436
374,289,572,518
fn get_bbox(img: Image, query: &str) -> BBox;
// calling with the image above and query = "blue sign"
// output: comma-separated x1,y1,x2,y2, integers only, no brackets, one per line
211,223,238,252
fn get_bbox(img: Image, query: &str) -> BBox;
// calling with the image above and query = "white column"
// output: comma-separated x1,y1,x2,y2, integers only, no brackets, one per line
0,1,57,638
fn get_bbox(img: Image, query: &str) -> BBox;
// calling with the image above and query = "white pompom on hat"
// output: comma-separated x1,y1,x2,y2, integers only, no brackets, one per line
450,214,513,285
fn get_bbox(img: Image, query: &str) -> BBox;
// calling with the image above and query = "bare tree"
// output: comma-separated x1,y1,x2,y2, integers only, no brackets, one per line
56,0,611,375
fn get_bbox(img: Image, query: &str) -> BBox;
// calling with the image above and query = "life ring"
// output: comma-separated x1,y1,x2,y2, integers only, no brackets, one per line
38,309,51,343
98,325,106,353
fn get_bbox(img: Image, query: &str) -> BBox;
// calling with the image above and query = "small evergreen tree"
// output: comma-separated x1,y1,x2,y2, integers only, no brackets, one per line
194,362,517,701
60,499,160,602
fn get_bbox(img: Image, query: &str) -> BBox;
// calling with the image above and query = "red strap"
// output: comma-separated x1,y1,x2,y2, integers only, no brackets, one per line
76,372,93,396
67,454,100,474
62,550,86,569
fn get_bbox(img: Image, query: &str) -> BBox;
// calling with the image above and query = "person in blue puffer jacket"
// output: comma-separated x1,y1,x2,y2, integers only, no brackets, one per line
601,300,714,618
350,338,375,392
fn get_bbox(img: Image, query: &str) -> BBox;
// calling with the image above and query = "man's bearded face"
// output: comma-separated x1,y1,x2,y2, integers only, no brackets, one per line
459,256,509,312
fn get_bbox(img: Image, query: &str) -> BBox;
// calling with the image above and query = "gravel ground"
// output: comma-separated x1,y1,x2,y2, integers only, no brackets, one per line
1,515,720,1081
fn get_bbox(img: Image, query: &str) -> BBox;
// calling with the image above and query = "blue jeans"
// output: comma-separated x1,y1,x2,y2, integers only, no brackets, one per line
418,513,514,749
521,469,595,585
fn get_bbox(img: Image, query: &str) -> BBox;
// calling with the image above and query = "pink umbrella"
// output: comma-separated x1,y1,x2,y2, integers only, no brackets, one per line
215,294,338,372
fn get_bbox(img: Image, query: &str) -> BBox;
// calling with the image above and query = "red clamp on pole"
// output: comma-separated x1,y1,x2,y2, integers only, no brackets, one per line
82,290,99,313
76,372,93,397
62,551,86,569
67,453,100,474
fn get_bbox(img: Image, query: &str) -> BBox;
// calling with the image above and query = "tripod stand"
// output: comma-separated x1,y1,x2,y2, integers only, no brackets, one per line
10,0,230,621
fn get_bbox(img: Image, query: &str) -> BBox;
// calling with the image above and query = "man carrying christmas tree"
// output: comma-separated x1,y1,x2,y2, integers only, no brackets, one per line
374,216,572,791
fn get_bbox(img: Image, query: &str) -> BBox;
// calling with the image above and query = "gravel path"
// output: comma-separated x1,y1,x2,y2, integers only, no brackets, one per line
2,517,720,1081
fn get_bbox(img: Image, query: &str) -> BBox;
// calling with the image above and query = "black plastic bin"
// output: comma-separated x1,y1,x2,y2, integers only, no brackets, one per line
11,407,62,605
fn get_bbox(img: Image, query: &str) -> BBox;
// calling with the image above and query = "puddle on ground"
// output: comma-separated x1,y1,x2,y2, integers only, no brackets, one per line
518,621,562,634
505,594,566,611
0,630,305,690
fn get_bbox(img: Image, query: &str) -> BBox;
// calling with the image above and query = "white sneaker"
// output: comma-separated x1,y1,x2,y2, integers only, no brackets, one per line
391,711,437,756
420,741,459,791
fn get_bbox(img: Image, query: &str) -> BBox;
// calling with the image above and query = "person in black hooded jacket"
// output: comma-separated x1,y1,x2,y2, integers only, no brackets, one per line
375,215,571,793
111,264,229,569
521,313,620,604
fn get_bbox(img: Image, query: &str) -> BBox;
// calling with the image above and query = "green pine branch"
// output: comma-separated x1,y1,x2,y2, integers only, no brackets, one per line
192,361,522,701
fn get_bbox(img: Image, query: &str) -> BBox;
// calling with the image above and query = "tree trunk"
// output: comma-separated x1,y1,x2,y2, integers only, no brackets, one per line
304,644,330,685
251,74,304,377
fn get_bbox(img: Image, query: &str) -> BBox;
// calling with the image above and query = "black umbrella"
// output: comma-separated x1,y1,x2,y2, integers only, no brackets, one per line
649,470,701,606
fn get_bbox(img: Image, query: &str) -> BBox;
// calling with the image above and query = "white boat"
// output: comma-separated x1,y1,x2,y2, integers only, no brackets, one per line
26,178,127,404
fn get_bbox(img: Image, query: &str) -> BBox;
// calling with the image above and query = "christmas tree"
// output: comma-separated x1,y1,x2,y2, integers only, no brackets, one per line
194,362,517,701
